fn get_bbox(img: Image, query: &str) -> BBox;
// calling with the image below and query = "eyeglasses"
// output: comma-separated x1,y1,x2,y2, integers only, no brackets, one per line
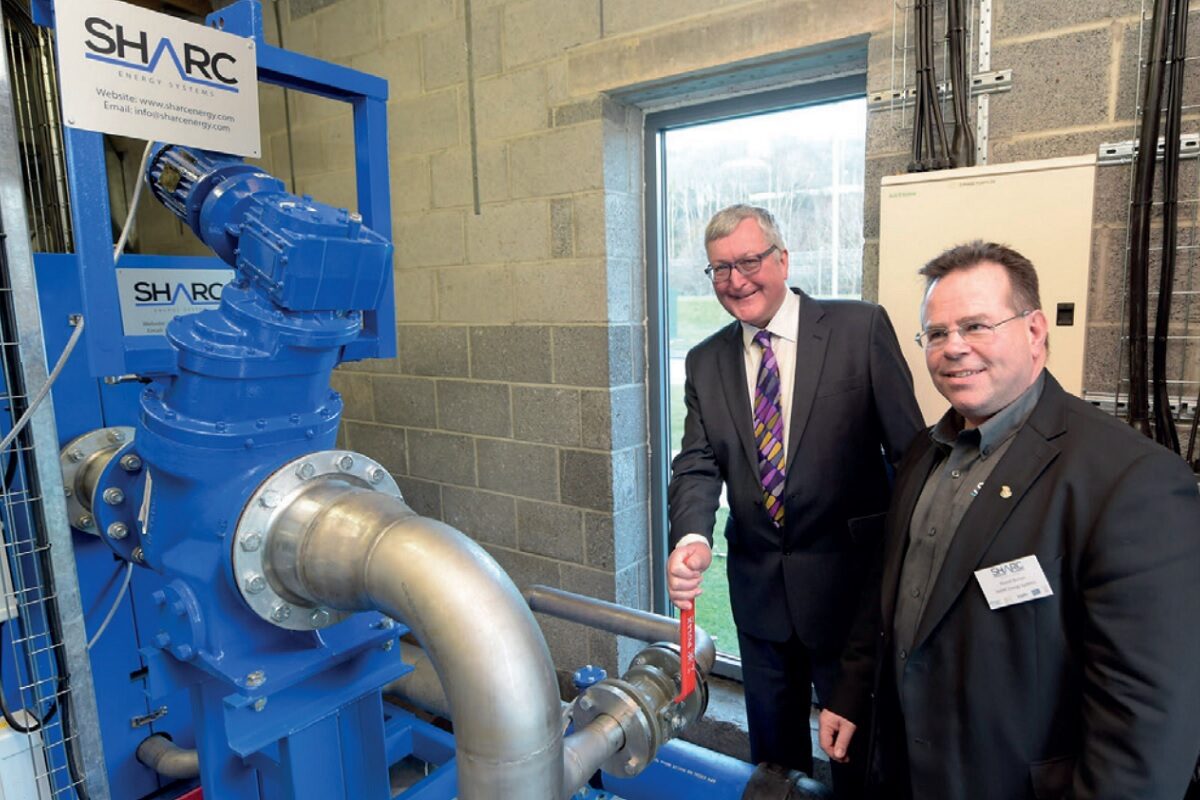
704,245,778,283
915,310,1032,351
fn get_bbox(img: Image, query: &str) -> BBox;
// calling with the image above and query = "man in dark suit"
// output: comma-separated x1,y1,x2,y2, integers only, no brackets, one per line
666,205,923,793
819,241,1200,800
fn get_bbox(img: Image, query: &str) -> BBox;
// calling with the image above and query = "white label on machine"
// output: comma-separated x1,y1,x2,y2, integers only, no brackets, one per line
55,0,261,157
115,268,235,336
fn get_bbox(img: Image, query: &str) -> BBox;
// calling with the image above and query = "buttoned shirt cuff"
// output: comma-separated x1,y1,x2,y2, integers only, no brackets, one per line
674,534,711,550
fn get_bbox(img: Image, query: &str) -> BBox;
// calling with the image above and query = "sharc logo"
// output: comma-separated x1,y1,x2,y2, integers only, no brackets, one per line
133,279,225,307
82,16,239,93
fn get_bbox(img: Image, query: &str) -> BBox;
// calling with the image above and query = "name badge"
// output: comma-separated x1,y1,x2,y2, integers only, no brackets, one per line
973,555,1054,610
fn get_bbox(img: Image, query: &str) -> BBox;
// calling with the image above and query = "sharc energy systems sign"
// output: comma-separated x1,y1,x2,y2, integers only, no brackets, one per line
56,0,260,156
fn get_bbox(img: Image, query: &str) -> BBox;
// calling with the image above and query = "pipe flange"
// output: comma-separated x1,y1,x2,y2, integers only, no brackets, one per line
59,427,135,535
572,678,660,777
232,450,402,631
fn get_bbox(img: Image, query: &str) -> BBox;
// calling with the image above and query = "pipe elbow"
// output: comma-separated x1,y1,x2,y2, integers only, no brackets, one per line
136,734,199,780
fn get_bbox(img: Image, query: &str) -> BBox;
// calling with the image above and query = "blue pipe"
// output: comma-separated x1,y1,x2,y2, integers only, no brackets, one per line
598,740,752,800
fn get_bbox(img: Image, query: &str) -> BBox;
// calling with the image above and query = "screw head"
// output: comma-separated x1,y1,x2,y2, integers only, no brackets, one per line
106,429,126,444
76,514,93,529
103,487,125,505
245,670,266,688
368,467,385,484
382,639,394,652
239,532,262,552
270,603,291,622
310,608,330,626
120,454,142,472
337,454,355,472
244,574,266,595
253,697,268,712
67,448,84,463
259,490,281,508
296,462,316,480
131,546,145,563
107,522,129,540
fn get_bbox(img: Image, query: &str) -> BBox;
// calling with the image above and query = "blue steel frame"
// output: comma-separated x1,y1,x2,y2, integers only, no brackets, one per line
37,0,394,378
26,2,412,799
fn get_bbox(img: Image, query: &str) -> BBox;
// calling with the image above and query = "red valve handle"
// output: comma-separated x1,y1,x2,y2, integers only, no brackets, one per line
674,605,696,703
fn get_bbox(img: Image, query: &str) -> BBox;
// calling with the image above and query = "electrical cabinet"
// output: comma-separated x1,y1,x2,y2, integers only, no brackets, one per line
879,154,1098,423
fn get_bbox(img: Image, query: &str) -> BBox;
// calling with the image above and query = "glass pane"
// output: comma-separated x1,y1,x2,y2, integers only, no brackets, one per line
661,97,867,659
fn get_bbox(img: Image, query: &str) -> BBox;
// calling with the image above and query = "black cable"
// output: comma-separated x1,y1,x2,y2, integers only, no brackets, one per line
946,0,975,167
1127,0,1172,438
0,620,58,732
1151,0,1188,453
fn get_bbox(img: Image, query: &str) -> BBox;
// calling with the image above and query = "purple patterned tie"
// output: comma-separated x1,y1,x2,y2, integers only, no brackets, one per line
753,330,786,527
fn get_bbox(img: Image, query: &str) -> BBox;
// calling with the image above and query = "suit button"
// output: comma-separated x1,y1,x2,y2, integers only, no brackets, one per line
899,649,908,660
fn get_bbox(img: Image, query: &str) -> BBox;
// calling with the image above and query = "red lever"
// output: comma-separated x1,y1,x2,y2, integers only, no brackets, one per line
674,605,696,703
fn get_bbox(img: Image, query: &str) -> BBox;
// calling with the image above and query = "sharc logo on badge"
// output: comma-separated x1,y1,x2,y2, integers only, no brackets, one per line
81,15,240,93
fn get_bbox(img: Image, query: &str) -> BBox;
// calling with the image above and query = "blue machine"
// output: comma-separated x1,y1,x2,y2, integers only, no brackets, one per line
20,2,834,799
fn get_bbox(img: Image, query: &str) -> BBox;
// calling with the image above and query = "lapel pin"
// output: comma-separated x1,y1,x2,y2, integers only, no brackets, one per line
1000,485,1013,499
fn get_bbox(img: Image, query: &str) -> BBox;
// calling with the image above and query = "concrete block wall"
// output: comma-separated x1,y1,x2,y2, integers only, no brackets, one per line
863,0,1200,398
131,0,1185,677
262,0,894,676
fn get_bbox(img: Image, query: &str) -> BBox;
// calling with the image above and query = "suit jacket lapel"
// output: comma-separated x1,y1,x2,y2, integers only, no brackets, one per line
882,437,939,625
910,376,1068,650
785,291,829,475
715,321,759,475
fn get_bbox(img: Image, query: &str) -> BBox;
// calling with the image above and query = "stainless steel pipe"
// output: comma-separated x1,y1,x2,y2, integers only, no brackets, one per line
136,734,200,780
264,480,563,800
524,584,717,675
385,640,631,798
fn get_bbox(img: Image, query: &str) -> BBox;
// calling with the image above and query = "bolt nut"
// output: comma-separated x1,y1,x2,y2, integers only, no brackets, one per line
131,546,145,564
119,454,142,472
67,449,84,463
259,490,281,508
244,574,267,595
296,462,316,480
253,697,268,712
382,639,395,652
245,670,266,688
368,467,385,484
270,603,292,622
310,608,330,626
76,514,93,529
107,522,129,540
240,532,262,552
103,487,125,505
623,759,640,776
578,696,594,712
64,487,73,497
106,429,126,444
337,454,355,472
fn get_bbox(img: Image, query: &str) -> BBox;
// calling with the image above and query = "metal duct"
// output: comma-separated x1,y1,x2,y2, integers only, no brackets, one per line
136,734,200,781
262,478,564,800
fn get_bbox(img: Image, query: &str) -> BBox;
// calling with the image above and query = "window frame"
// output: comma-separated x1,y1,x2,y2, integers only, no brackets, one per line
644,74,869,679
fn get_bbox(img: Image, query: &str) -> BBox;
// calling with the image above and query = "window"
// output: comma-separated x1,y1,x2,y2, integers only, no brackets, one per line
646,77,868,668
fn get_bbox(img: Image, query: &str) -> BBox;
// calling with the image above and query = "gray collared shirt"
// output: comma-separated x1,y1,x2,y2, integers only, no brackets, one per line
892,372,1046,684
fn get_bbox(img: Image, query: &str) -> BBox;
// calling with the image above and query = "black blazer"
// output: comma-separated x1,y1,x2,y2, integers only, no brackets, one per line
668,289,923,650
830,372,1200,800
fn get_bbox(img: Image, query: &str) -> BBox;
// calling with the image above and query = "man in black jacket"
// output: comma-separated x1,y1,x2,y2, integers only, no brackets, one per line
819,241,1200,799
666,205,923,794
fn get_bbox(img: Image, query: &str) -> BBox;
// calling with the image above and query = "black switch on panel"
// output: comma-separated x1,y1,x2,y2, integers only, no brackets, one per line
1056,303,1075,326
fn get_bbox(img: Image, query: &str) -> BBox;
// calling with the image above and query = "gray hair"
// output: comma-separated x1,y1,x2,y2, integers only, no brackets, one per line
704,204,787,251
